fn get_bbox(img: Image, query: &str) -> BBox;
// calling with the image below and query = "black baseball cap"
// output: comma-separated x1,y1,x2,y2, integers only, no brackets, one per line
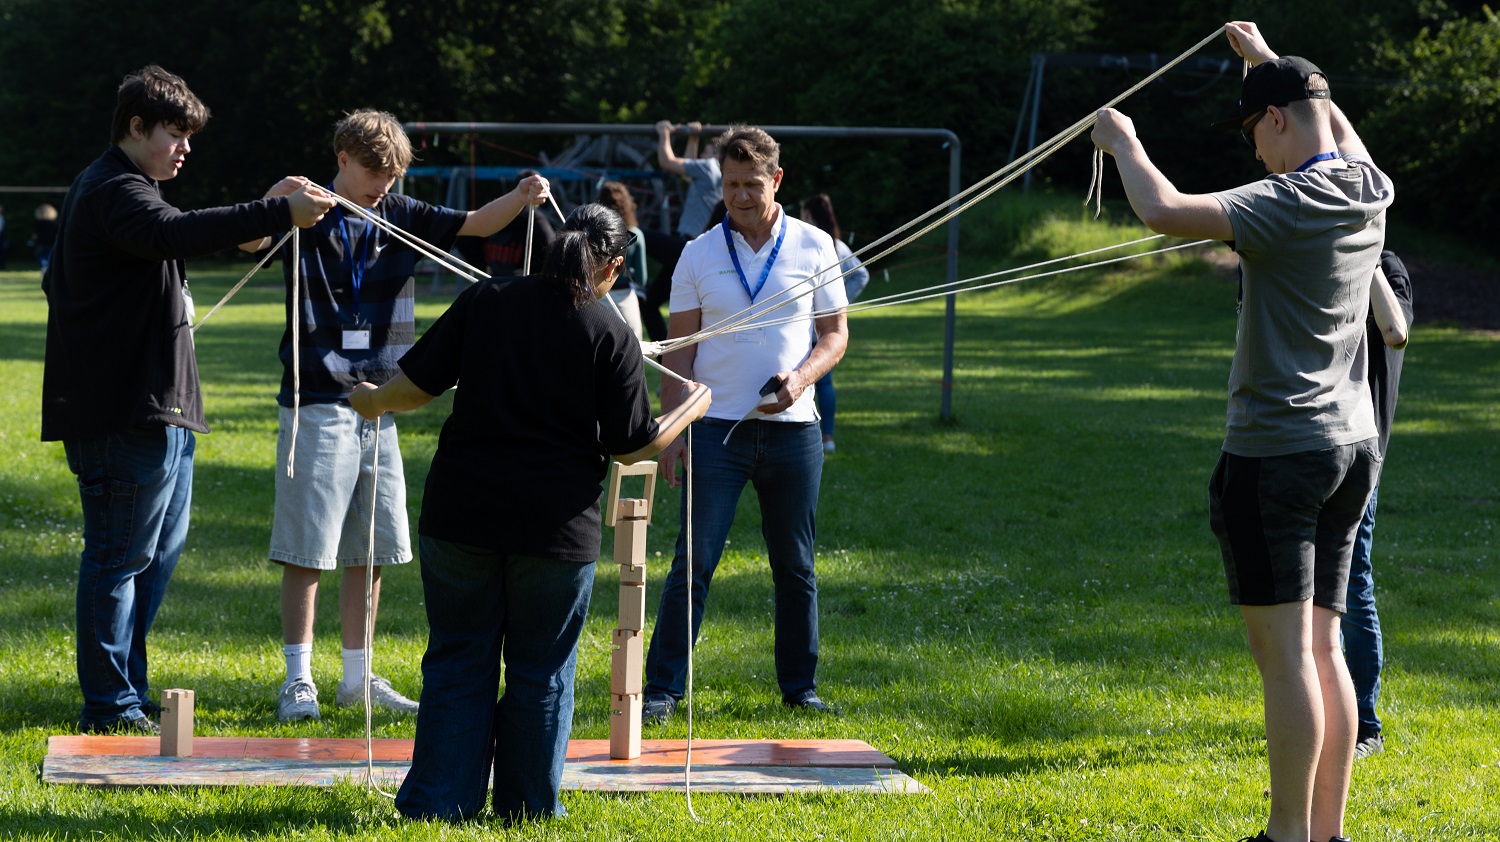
1212,56,1330,130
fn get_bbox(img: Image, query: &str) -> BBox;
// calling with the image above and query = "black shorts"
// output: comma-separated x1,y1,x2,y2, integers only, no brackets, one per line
1208,439,1381,612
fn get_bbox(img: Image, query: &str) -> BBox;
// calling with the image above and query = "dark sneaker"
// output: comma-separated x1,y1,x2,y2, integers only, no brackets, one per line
1329,836,1353,842
784,694,841,715
1235,835,1272,842
641,696,677,725
1353,733,1384,759
81,715,160,735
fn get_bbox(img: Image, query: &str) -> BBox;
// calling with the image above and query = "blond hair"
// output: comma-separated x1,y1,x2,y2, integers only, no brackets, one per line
333,110,414,177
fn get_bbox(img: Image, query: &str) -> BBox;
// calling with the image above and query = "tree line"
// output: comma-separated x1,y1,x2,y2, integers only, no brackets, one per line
1,0,1494,250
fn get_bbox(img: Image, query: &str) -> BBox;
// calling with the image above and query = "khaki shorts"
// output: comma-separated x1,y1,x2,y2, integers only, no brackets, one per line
269,403,412,570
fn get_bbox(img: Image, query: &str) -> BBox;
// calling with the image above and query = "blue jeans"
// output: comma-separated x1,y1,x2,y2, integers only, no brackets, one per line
814,372,836,438
644,418,823,704
1342,485,1383,738
396,537,593,823
65,426,195,728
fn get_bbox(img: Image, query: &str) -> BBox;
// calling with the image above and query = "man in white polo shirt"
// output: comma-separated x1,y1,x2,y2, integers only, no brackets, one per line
643,124,849,723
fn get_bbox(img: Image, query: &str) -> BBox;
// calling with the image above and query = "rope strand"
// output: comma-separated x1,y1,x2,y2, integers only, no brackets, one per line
192,230,294,333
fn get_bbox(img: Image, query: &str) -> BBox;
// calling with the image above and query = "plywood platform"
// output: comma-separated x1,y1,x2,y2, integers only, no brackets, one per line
42,737,927,794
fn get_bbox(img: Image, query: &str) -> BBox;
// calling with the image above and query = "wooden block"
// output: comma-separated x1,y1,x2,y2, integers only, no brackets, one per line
160,689,194,757
618,582,647,631
619,562,646,585
611,628,642,696
612,517,648,568
604,461,657,526
618,497,649,519
609,693,642,759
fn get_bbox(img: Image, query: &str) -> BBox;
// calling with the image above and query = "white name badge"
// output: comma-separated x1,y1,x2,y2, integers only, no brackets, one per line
734,327,765,344
342,328,372,350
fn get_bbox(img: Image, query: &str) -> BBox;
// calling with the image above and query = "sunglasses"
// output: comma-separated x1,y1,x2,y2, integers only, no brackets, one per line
1240,109,1268,150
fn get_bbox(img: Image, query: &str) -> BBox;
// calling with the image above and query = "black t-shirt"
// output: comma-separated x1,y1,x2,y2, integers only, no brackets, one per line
401,277,658,561
1367,250,1414,456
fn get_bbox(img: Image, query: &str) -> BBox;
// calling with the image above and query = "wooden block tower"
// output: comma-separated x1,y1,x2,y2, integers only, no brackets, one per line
603,460,657,760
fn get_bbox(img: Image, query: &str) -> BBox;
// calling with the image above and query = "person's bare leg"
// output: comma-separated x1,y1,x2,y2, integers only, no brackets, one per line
1242,601,1318,842
340,564,381,651
281,564,320,645
1311,604,1356,842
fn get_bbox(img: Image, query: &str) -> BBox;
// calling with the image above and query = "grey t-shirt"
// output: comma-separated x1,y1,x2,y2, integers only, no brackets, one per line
677,157,723,237
1212,153,1394,458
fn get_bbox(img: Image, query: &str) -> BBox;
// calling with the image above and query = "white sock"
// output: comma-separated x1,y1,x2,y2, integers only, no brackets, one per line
283,643,313,685
341,647,367,689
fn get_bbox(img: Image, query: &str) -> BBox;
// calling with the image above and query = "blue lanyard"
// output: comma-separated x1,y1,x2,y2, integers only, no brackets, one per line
334,205,373,313
721,211,787,303
1295,151,1339,173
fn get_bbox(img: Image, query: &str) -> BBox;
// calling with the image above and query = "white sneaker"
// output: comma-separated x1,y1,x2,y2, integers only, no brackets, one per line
336,674,419,714
277,678,321,722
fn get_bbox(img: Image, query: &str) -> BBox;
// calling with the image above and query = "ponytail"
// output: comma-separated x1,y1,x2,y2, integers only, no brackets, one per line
543,203,631,310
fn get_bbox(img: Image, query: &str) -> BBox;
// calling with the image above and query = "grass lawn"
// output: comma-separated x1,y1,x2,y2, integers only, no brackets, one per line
1,208,1497,840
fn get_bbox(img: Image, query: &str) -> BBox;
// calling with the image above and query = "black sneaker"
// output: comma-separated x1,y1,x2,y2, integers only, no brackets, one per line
1353,733,1384,759
641,696,676,725
81,715,160,735
1329,836,1353,842
784,694,841,715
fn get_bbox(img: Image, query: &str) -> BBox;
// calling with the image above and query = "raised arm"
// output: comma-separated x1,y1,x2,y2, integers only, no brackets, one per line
1091,109,1234,241
457,174,550,238
1328,101,1373,163
655,120,688,177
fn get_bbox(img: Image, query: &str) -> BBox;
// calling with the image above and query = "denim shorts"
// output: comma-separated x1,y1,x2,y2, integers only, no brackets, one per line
269,403,412,570
1208,439,1380,612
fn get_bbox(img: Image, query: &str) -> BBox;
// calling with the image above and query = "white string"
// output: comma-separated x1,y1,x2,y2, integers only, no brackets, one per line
307,180,489,283
522,203,535,276
287,229,301,479
191,230,295,333
362,415,398,799
599,292,691,384
1085,148,1105,219
683,422,698,820
654,26,1227,356
725,239,1212,335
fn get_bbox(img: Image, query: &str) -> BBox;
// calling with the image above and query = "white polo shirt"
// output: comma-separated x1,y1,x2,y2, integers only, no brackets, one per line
670,204,847,422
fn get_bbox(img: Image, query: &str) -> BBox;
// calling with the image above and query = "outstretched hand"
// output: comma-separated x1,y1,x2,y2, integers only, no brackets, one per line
518,174,551,207
263,176,310,199
348,381,382,420
1090,108,1138,157
1224,21,1277,65
288,184,336,229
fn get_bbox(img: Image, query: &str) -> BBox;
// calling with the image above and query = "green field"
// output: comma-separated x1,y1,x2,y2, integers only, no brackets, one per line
1,207,1497,840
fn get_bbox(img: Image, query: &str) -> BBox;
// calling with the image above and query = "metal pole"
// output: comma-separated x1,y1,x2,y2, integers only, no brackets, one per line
940,136,961,423
1023,55,1046,193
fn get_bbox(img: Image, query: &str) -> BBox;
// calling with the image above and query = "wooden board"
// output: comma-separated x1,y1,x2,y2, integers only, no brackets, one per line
42,737,927,795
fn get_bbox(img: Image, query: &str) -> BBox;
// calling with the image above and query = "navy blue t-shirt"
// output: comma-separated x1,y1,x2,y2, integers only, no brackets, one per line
400,277,659,561
276,192,467,406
